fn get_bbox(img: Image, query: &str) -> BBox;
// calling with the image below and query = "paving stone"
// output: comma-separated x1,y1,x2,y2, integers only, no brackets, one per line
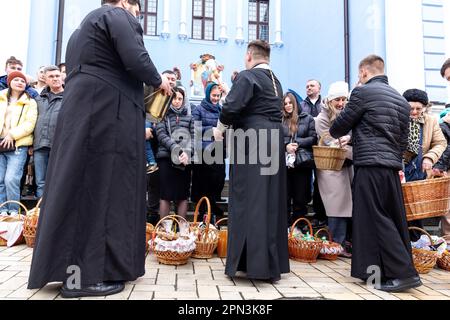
134,285,175,292
322,293,364,300
128,291,154,300
359,294,383,300
154,291,198,300
29,284,60,300
0,271,19,284
218,285,258,293
220,292,244,300
242,292,283,300
0,276,27,291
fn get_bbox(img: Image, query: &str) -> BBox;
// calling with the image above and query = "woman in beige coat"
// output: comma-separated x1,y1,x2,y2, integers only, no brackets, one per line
315,82,353,256
402,89,447,241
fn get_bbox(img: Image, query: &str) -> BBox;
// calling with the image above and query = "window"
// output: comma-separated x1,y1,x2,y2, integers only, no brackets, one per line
192,0,215,40
140,0,158,36
248,0,269,42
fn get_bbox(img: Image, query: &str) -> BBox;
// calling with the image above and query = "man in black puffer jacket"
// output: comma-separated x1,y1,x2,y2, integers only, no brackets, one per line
330,55,421,293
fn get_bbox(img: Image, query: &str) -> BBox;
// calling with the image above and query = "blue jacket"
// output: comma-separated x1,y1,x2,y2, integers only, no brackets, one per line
0,75,39,98
192,99,221,150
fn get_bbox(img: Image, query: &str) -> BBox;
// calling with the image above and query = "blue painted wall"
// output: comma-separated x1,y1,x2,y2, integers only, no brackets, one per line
26,0,386,100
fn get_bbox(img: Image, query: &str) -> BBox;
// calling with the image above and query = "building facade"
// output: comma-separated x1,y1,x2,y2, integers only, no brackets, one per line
1,0,449,104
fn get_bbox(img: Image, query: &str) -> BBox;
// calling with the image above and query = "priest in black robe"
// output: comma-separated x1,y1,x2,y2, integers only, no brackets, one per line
330,55,421,292
213,40,290,282
27,0,171,298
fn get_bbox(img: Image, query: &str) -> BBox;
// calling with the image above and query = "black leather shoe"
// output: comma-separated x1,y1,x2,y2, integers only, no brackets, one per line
376,276,422,293
60,281,125,298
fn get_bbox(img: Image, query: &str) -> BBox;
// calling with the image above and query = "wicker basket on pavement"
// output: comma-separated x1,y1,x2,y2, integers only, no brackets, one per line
402,176,450,221
215,218,228,258
409,227,440,274
288,218,323,263
151,215,194,266
0,201,27,247
190,197,219,259
313,138,347,171
315,228,343,261
23,198,42,248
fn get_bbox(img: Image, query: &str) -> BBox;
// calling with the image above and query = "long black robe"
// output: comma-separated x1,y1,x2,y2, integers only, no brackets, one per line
220,66,290,281
28,5,162,289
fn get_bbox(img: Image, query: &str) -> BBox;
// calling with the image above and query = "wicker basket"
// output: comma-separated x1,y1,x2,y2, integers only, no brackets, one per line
151,215,194,266
402,176,450,221
313,138,347,171
409,227,440,274
23,198,41,248
215,218,228,258
315,228,343,261
288,218,323,263
145,223,154,253
0,201,27,247
437,250,450,272
190,197,219,259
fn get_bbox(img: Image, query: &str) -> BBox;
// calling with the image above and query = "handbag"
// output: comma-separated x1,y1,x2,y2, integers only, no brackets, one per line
0,105,24,153
295,148,315,169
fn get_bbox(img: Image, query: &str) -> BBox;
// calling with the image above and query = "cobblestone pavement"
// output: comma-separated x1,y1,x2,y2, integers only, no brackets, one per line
1,244,450,300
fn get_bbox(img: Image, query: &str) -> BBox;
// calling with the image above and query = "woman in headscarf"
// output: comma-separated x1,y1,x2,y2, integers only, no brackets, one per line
191,82,226,221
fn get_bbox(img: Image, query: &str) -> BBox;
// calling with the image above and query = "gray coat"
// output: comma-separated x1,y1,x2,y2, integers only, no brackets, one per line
33,88,64,151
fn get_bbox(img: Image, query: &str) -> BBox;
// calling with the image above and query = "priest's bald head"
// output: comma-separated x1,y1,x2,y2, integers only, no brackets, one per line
245,40,271,70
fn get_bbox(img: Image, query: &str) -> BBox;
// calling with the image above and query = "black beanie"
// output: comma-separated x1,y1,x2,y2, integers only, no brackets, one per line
403,89,429,106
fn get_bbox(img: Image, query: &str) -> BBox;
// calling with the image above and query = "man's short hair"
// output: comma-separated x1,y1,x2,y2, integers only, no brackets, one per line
307,79,322,89
247,40,271,60
359,54,385,74
5,56,23,69
58,63,66,70
44,65,60,74
441,58,450,78
102,0,141,10
162,70,176,76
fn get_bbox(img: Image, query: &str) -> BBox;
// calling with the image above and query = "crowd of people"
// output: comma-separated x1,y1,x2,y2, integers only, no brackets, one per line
1,0,450,298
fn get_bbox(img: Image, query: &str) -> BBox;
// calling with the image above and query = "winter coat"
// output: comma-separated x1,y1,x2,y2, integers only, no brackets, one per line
420,114,447,165
434,121,450,171
315,105,353,218
330,76,410,170
192,99,221,150
156,106,195,160
0,89,37,147
33,87,64,151
283,112,317,148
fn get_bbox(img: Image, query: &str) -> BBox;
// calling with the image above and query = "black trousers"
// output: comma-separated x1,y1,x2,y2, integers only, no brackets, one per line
146,169,160,225
351,167,417,281
287,167,312,225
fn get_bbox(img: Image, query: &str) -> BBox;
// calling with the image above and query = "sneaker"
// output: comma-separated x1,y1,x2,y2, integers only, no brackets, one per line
146,164,159,175
0,211,8,217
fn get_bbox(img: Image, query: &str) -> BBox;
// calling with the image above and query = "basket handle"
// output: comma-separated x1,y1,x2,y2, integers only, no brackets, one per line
153,214,188,240
0,201,28,216
28,198,43,216
409,226,435,245
314,228,333,241
215,218,228,229
290,217,313,238
193,197,212,236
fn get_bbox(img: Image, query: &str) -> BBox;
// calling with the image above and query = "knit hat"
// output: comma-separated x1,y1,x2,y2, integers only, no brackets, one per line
327,81,349,101
403,89,429,106
7,71,27,87
439,108,450,124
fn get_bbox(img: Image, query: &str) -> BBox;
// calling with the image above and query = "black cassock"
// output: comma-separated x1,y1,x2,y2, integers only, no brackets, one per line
28,5,162,289
220,66,290,281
